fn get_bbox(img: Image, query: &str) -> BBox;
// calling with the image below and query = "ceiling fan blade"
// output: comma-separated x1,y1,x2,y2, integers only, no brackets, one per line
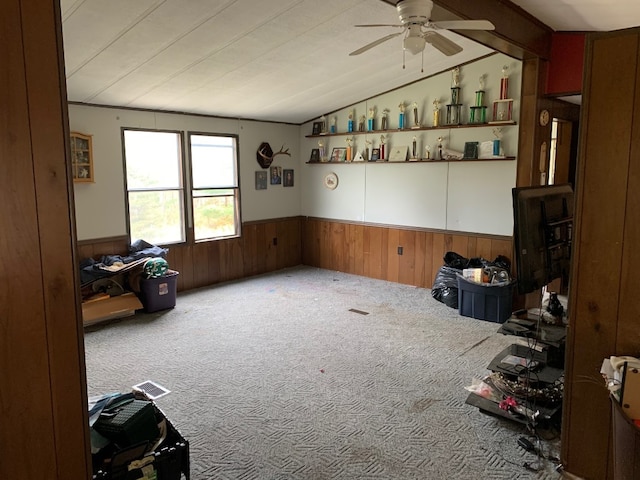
423,31,463,56
349,31,404,56
354,24,404,28
431,19,495,31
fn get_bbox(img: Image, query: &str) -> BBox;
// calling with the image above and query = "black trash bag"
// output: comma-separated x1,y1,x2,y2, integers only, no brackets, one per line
467,257,486,268
431,265,461,309
492,255,511,271
443,251,469,270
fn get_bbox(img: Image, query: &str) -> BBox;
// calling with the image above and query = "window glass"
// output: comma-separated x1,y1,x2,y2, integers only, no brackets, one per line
123,130,185,245
189,133,240,241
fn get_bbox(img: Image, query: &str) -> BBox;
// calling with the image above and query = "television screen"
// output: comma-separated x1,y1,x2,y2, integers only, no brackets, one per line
512,184,574,294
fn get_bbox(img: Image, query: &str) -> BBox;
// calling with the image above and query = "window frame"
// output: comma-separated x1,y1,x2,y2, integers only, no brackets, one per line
186,131,242,243
121,127,242,248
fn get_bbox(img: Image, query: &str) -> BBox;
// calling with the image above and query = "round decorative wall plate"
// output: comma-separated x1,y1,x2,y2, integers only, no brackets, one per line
323,172,338,190
539,109,550,126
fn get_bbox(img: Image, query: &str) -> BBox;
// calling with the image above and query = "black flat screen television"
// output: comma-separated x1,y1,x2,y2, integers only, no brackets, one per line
512,184,574,294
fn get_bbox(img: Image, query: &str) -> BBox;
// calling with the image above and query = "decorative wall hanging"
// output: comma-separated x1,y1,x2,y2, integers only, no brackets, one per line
256,142,290,168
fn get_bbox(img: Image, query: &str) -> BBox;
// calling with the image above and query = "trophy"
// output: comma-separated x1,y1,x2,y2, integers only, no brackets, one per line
318,140,326,162
452,66,460,88
447,67,462,125
330,116,336,134
411,136,418,160
347,111,354,132
500,65,509,99
320,115,327,134
490,65,514,124
381,108,389,130
425,144,431,160
437,136,444,160
367,106,376,131
346,136,353,162
365,138,372,161
411,101,420,128
432,99,440,127
358,115,366,132
398,102,405,129
470,74,487,124
380,134,387,160
492,128,503,156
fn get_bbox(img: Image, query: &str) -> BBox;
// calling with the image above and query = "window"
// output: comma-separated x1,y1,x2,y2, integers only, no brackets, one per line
123,129,240,246
123,129,185,245
189,133,240,241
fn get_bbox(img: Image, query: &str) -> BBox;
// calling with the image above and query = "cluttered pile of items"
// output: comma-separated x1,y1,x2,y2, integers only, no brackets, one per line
602,355,640,478
80,240,179,326
89,387,189,480
431,251,513,323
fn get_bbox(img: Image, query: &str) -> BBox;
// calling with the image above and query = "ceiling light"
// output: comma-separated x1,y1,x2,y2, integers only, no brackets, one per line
403,35,426,55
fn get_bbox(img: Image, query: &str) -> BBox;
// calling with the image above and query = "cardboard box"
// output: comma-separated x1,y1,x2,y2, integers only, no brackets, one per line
82,292,142,326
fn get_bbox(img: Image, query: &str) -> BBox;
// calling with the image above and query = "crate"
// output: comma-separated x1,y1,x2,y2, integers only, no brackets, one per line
139,270,179,313
93,402,190,480
457,275,514,323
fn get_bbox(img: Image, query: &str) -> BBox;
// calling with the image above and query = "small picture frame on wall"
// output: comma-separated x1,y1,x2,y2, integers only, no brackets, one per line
312,122,323,135
270,166,282,185
370,148,381,161
283,169,294,187
255,171,267,190
309,148,320,163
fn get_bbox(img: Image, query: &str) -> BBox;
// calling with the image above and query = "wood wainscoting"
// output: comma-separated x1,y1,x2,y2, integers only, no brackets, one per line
77,217,303,292
302,217,513,289
77,216,512,293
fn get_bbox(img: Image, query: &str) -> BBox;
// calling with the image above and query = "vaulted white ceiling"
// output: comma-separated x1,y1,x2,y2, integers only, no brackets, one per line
60,0,640,124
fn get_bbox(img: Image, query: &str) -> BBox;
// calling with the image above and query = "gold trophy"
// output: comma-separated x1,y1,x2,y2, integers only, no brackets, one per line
433,99,440,127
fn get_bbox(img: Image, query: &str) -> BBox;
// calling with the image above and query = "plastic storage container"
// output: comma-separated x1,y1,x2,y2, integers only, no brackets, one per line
457,275,514,323
93,402,190,480
139,270,179,313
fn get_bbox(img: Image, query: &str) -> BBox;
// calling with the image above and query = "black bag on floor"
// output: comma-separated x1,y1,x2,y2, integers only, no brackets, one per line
431,265,461,308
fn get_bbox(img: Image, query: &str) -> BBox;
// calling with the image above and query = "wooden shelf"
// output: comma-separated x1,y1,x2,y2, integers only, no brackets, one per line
306,156,515,165
70,131,94,183
305,122,517,138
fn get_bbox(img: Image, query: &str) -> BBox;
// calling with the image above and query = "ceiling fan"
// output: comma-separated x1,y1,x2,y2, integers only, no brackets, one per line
349,0,495,70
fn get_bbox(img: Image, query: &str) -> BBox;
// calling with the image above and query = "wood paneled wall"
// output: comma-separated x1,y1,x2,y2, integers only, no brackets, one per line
78,217,302,292
561,28,640,480
302,218,513,289
1,0,91,478
79,217,512,293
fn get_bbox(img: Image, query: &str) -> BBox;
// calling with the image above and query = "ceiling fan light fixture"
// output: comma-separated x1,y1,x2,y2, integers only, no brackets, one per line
403,35,426,55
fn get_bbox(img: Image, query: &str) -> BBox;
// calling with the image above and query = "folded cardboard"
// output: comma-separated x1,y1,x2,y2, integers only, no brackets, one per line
82,292,142,326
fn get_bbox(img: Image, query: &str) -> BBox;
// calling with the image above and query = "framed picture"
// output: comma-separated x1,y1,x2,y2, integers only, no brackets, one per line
370,148,381,161
283,169,294,187
388,145,408,162
255,171,267,190
270,165,282,185
312,122,323,135
463,141,479,159
330,147,347,162
309,148,320,163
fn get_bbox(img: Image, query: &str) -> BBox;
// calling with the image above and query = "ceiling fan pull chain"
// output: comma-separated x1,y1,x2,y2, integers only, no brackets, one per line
421,48,424,73
403,49,406,69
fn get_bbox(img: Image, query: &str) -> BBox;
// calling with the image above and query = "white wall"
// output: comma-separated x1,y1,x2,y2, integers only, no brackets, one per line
70,53,521,241
69,105,301,240
300,53,521,236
